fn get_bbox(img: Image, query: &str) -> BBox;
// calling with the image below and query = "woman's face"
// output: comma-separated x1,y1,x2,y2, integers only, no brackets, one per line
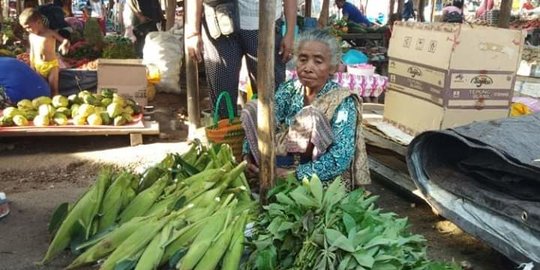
296,40,336,93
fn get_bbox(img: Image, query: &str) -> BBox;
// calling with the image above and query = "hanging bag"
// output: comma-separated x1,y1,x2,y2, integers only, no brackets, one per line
205,91,245,161
203,1,237,39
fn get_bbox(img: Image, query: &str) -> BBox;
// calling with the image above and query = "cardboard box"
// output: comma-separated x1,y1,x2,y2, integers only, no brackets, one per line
384,22,525,135
97,59,147,106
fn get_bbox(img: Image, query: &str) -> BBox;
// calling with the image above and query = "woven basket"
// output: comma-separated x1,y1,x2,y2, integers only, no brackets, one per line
205,92,245,161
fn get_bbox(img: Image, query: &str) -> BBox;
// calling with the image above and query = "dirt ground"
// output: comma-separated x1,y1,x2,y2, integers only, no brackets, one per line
0,89,515,270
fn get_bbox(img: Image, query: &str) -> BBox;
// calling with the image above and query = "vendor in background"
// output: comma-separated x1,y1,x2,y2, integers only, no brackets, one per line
53,0,72,17
334,0,372,26
402,0,416,21
86,0,107,34
126,0,163,57
241,29,370,191
442,0,464,23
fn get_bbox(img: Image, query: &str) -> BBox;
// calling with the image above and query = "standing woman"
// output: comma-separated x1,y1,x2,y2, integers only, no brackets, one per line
185,0,297,118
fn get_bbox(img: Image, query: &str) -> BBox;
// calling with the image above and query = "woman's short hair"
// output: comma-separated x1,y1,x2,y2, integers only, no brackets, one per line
19,8,42,25
294,29,342,69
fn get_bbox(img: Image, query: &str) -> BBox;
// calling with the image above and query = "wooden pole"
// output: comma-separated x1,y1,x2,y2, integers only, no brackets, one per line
430,0,436,22
257,0,276,204
397,0,405,20
184,0,200,129
318,0,330,28
2,0,9,19
16,0,21,15
389,0,396,20
305,0,312,17
498,0,512,28
165,0,175,30
418,0,425,21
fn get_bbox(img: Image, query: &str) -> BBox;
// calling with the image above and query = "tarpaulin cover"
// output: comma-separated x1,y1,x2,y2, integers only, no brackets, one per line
407,114,540,265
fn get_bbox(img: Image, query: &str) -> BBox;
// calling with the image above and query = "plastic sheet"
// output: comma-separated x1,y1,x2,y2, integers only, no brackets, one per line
407,114,540,265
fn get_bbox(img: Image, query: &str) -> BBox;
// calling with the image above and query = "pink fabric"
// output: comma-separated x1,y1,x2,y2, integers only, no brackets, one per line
286,71,388,98
443,6,463,15
238,71,388,98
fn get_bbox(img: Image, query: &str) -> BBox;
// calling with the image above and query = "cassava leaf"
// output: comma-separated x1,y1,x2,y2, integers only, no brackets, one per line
353,250,375,268
325,228,355,252
342,212,356,234
275,192,296,206
289,188,319,208
309,175,323,206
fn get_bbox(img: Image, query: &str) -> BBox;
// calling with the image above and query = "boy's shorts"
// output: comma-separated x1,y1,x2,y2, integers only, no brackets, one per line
35,58,59,77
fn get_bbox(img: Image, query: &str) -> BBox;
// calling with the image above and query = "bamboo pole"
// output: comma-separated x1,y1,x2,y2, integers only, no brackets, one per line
165,0,175,30
498,0,512,28
184,0,200,128
257,0,276,204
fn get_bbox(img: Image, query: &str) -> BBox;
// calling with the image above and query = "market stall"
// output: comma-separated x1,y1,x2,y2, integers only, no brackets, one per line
0,3,176,145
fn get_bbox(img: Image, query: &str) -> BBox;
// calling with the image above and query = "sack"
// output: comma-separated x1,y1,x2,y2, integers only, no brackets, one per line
205,91,245,161
203,2,237,39
444,11,463,23
142,32,183,94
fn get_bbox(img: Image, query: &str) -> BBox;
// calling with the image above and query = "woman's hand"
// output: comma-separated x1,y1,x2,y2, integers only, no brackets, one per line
276,168,294,178
244,154,259,178
58,39,70,56
185,32,203,63
279,31,294,63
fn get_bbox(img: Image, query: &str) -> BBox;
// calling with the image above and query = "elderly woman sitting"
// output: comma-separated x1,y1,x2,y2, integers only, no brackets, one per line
241,29,370,190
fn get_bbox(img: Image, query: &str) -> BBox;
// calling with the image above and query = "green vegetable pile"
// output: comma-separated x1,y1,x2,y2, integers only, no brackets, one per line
244,176,460,270
102,35,136,59
41,142,256,270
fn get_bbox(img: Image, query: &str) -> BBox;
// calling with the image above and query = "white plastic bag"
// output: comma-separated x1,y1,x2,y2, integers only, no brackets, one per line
142,31,183,93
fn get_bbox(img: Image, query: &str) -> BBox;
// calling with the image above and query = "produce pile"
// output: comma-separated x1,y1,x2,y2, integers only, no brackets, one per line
522,45,540,63
42,142,256,270
0,18,25,57
41,144,461,269
510,18,540,30
244,177,460,270
330,19,388,37
0,89,141,127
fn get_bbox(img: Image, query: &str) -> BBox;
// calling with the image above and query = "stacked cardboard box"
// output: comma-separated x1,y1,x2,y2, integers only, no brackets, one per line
384,22,525,135
97,59,148,106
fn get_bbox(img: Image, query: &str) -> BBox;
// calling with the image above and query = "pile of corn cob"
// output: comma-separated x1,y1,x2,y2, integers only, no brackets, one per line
41,141,256,270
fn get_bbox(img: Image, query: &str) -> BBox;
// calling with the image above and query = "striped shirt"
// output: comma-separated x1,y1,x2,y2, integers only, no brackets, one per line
239,0,282,30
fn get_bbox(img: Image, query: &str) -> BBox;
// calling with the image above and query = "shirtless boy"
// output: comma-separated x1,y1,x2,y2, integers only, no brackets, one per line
19,8,70,96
